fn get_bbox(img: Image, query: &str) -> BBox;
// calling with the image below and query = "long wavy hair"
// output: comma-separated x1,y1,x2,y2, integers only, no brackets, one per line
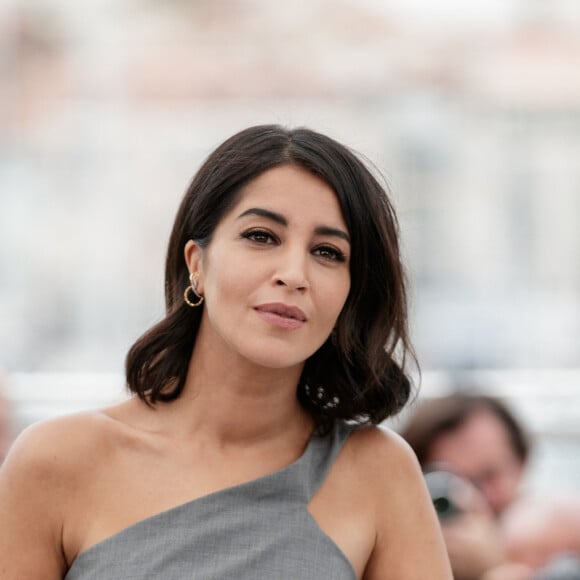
126,125,416,431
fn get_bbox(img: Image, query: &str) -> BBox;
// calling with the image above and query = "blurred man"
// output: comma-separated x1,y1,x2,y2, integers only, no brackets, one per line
424,468,505,580
402,392,529,516
402,392,580,579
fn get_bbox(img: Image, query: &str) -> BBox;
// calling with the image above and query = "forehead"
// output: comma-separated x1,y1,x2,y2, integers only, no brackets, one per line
428,410,520,467
227,164,347,226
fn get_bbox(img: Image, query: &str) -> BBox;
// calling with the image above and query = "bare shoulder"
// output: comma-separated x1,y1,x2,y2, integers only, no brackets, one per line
344,424,423,490
344,425,452,580
0,410,122,579
0,409,125,517
2,409,120,482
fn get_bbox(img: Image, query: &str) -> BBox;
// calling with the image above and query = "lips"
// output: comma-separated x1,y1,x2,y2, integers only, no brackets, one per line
254,303,307,322
254,303,307,330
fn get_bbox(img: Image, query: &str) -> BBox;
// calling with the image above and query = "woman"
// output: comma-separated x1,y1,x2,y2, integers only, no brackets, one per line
0,125,451,579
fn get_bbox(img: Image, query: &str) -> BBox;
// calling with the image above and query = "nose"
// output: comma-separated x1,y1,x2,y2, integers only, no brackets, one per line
273,248,310,292
275,276,309,291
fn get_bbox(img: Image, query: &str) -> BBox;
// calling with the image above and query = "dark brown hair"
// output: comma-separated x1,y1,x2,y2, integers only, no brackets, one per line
125,125,416,430
401,392,530,466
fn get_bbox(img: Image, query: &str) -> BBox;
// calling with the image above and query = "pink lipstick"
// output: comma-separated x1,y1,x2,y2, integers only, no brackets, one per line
254,303,307,330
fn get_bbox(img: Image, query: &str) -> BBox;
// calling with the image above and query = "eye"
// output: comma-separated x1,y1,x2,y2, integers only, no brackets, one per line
312,245,347,263
241,228,278,245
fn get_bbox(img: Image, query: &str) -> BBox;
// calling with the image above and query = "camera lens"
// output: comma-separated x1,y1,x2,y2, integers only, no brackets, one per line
433,496,452,516
424,470,463,520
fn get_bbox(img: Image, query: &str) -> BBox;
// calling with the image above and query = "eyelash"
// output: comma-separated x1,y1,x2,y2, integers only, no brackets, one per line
241,229,278,245
240,229,347,263
312,245,347,263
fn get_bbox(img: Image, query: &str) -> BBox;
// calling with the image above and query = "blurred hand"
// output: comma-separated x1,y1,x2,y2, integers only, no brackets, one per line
480,562,534,580
442,513,504,580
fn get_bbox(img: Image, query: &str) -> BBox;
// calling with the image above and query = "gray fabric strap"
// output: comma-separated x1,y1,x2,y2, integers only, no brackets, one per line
301,421,354,500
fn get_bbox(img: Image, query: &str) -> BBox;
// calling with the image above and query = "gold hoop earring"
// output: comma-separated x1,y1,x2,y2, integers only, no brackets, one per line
184,274,204,308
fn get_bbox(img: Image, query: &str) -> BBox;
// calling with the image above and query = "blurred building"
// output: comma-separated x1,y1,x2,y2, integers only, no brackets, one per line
1,0,579,375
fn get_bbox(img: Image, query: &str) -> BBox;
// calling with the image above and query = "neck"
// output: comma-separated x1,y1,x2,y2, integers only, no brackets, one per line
152,344,313,447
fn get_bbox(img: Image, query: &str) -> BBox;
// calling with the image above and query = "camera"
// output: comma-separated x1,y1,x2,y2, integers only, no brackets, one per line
424,469,465,520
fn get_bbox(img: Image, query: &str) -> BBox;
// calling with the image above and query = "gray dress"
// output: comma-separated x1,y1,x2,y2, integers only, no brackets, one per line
65,421,357,579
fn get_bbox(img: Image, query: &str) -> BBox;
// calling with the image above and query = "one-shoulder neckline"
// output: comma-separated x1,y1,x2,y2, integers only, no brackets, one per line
68,425,323,569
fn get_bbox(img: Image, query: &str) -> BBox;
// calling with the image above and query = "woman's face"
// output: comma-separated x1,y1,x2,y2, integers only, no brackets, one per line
185,164,351,372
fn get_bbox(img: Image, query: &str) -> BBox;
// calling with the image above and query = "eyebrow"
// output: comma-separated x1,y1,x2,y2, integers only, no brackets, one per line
237,207,351,244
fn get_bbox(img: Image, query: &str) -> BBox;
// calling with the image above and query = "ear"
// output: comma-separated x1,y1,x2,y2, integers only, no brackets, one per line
184,240,204,292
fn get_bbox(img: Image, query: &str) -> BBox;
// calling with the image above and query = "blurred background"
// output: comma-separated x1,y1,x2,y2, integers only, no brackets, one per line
1,0,579,491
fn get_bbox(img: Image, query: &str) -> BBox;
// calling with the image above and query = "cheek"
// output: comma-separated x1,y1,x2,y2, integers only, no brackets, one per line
212,268,239,297
202,253,266,325
321,274,350,323
207,283,243,325
337,271,351,307
201,247,245,299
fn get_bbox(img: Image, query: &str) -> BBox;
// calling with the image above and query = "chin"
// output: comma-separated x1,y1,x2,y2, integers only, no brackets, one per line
238,343,316,371
246,353,309,371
